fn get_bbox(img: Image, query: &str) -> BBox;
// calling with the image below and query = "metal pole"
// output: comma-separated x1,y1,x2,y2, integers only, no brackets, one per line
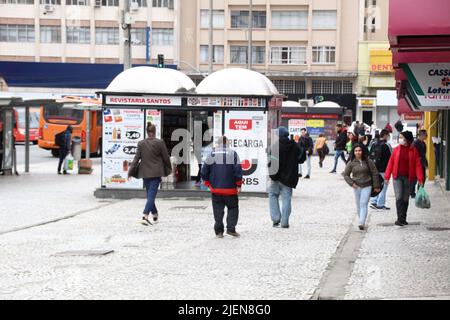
146,26,151,64
86,110,90,160
208,0,213,75
247,0,253,70
25,107,30,173
123,0,132,70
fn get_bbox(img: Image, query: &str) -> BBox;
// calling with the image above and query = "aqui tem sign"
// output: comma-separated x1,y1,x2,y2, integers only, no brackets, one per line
403,63,450,108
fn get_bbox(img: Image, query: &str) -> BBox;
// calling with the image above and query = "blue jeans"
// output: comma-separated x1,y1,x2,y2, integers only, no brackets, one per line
370,172,388,207
299,154,311,176
269,180,293,227
143,177,161,215
354,186,372,225
331,150,346,172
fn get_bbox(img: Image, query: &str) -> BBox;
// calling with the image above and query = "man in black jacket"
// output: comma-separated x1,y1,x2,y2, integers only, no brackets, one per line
298,128,313,179
330,124,348,173
369,129,392,210
268,127,302,228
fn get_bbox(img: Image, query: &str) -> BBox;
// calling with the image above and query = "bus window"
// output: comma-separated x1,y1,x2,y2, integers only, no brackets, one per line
44,105,83,125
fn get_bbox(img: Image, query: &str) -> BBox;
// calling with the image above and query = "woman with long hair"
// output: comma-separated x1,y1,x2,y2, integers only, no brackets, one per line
385,131,424,226
343,143,381,230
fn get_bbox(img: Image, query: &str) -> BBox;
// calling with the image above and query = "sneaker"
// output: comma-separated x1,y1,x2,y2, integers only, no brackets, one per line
152,213,158,222
402,221,409,225
298,174,303,178
319,163,323,168
394,221,404,227
273,221,280,227
141,217,152,226
57,171,62,175
329,170,336,173
358,225,364,230
63,171,69,175
411,193,416,199
380,206,391,210
216,233,224,238
370,203,380,210
281,225,289,229
304,175,310,179
226,230,240,237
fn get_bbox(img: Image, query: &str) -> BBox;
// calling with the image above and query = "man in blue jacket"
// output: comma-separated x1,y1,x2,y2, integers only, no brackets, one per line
201,136,243,238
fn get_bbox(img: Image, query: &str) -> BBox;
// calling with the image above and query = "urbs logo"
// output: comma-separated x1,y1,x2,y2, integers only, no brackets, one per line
241,159,258,176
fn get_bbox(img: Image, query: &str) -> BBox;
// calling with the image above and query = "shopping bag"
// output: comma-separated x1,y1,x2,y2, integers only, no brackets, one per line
64,154,74,171
415,186,431,209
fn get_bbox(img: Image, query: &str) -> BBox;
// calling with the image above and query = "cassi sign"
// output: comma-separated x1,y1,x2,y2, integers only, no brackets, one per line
403,63,450,107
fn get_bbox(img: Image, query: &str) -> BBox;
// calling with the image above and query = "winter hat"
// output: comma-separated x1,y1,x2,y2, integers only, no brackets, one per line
277,126,289,138
401,130,414,143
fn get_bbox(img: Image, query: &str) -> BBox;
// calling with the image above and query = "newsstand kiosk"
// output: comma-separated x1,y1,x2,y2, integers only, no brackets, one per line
95,67,283,199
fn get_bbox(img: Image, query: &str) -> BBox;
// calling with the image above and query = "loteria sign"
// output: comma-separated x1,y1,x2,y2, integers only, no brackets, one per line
105,95,182,106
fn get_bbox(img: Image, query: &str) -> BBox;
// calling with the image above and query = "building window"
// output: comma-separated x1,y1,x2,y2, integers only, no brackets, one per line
230,46,265,64
372,0,377,6
0,24,34,42
40,26,61,43
371,17,376,33
312,80,353,94
152,28,173,45
152,0,173,8
40,0,60,4
66,0,89,5
272,80,305,95
363,17,367,33
66,26,90,43
95,27,119,45
0,0,34,4
272,11,308,29
101,0,118,6
270,46,306,65
312,10,337,29
131,28,146,45
200,45,224,63
231,11,266,28
312,46,335,64
130,0,147,7
200,10,225,28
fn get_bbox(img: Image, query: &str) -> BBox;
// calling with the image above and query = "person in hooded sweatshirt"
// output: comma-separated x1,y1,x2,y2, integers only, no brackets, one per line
385,131,424,226
268,127,302,228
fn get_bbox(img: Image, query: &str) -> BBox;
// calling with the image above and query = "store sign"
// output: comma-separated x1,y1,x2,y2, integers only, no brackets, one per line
359,99,376,107
102,108,145,189
224,111,268,193
403,112,423,121
188,97,266,108
288,119,306,142
105,95,181,106
403,63,450,108
370,50,394,73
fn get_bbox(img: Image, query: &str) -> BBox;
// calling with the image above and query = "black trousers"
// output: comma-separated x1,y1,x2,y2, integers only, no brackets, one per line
317,149,326,165
57,148,69,173
212,194,239,234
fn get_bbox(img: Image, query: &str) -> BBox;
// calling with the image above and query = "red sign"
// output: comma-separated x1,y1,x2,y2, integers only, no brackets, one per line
282,114,339,119
403,112,423,121
229,119,252,130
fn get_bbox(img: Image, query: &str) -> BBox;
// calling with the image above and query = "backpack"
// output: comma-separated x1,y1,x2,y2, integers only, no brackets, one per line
55,131,66,148
369,140,384,165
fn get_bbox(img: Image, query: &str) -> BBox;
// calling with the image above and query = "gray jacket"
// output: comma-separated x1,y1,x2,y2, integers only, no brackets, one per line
343,158,380,189
129,138,172,179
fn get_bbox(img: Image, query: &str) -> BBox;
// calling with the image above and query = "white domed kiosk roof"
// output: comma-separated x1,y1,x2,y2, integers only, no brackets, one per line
196,68,279,96
105,66,196,94
282,100,301,107
314,101,341,108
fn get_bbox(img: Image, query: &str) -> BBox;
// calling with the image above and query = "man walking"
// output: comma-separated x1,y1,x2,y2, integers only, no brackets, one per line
411,129,428,198
330,124,348,173
56,125,72,175
369,129,392,210
202,136,243,238
268,127,302,228
298,128,313,179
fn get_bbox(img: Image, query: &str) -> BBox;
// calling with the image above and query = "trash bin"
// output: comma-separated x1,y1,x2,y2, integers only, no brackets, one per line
72,137,82,161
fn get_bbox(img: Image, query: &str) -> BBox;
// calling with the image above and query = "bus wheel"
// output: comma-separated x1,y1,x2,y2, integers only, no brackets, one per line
51,149,59,157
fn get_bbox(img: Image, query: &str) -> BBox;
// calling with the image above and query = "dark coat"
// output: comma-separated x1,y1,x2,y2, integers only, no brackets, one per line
269,137,302,188
335,131,348,151
129,137,172,179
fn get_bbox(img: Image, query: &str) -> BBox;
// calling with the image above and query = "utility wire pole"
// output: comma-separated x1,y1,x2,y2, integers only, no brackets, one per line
208,0,213,75
247,0,253,70
123,0,132,70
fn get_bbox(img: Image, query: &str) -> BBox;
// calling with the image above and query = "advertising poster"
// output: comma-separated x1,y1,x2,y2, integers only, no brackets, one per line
306,119,325,139
224,111,268,193
102,108,144,189
288,119,306,143
146,109,161,139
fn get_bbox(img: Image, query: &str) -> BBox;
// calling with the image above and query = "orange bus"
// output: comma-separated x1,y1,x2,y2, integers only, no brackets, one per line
38,104,103,157
13,107,40,144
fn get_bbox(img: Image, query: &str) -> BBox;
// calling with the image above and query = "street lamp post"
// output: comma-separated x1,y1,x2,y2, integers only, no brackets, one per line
208,0,213,75
123,0,132,70
247,0,253,70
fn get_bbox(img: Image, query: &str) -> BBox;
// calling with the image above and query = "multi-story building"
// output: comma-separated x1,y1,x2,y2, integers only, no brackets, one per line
0,0,179,93
356,0,402,129
180,0,360,121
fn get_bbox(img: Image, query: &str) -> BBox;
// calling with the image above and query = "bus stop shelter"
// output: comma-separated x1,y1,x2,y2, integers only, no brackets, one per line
94,67,283,199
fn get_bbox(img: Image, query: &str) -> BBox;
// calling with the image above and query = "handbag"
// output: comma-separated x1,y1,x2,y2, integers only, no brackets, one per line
323,144,330,155
415,186,431,209
365,159,383,197
129,161,140,179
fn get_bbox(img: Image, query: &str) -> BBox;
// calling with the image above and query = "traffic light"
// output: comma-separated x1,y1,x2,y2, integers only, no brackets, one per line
157,54,165,68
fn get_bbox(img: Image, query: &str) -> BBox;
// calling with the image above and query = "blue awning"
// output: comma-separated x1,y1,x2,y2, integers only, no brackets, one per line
0,61,177,89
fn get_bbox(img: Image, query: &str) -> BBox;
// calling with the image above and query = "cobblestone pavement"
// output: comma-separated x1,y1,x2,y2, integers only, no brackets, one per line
0,155,449,299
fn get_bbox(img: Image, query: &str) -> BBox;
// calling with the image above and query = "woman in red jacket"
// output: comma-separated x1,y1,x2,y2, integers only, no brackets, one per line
385,131,424,226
